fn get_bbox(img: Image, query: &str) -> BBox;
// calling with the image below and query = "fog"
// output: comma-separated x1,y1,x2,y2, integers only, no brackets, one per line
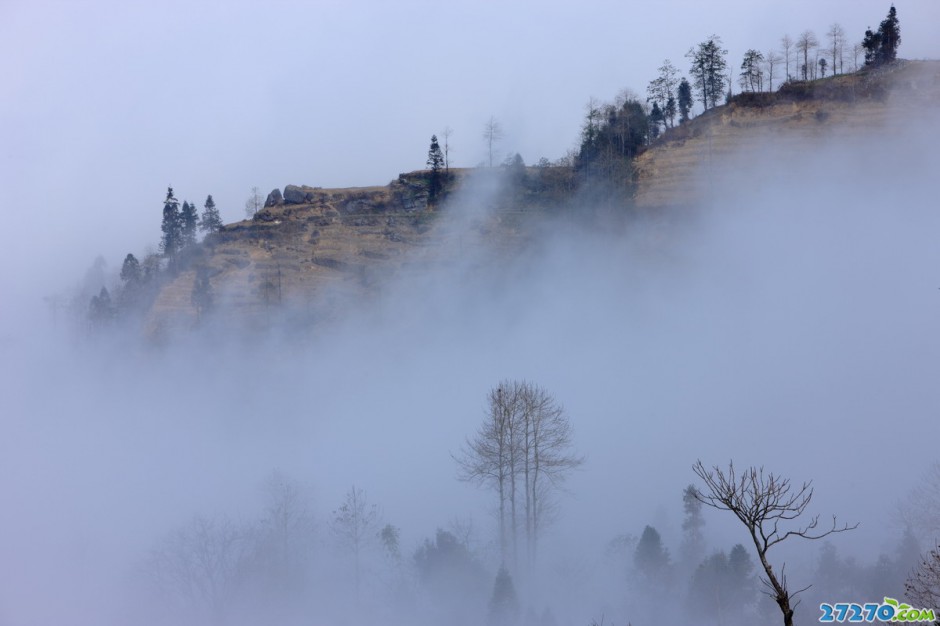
1,94,939,624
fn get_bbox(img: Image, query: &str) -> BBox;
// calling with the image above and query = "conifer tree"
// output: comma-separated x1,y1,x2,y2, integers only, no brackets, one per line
677,78,693,123
488,566,519,626
877,4,900,63
120,253,141,284
199,195,223,234
427,134,445,202
180,200,198,248
160,186,181,256
686,35,728,111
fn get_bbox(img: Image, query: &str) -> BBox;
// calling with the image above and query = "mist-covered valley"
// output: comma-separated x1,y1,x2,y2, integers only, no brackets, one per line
2,103,940,626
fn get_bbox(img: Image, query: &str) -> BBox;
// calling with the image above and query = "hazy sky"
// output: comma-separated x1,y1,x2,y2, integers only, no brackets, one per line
1,3,940,624
2,0,939,304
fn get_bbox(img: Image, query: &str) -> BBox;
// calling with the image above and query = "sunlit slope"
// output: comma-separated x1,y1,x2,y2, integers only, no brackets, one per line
633,60,940,210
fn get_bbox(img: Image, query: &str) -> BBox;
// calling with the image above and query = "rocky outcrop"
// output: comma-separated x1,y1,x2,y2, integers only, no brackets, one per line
264,188,283,207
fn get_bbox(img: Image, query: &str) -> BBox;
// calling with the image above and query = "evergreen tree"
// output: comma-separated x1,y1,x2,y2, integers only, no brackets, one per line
862,28,882,66
120,253,141,284
647,60,679,128
634,525,669,581
180,200,198,248
199,194,223,234
648,102,664,140
488,566,519,626
88,286,114,326
427,134,445,202
680,484,705,567
877,5,900,63
160,186,182,256
677,78,693,123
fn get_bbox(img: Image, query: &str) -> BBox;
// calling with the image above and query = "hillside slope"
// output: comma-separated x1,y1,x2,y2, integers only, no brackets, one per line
146,61,940,334
633,60,940,209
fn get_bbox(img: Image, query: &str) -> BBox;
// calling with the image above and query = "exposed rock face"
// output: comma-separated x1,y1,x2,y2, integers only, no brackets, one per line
264,188,283,207
283,184,311,204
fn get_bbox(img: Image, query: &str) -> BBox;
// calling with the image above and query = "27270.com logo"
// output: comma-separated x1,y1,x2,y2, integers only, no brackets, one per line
820,598,935,623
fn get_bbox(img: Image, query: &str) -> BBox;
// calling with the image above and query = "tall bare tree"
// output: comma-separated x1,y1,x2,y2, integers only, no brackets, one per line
482,116,504,167
456,381,582,573
781,34,794,81
244,186,263,218
441,126,454,172
827,23,846,75
765,50,783,92
331,485,380,604
692,461,857,626
797,31,819,81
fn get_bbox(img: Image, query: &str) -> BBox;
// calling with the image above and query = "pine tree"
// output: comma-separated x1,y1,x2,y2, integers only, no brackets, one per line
862,28,882,66
488,566,519,626
677,78,693,123
160,186,182,256
877,5,900,63
648,102,663,140
427,134,445,203
199,195,223,234
88,287,114,326
120,253,141,284
180,200,198,248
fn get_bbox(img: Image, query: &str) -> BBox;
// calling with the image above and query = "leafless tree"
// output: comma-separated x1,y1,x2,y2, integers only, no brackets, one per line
244,186,263,218
827,23,846,75
851,42,863,72
147,515,257,624
765,50,783,92
692,461,857,626
455,381,583,573
442,126,454,172
797,31,819,81
906,546,940,612
331,485,380,604
482,116,504,167
781,34,794,81
257,472,314,589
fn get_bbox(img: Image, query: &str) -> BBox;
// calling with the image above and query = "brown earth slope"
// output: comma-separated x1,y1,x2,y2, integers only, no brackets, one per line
147,61,940,333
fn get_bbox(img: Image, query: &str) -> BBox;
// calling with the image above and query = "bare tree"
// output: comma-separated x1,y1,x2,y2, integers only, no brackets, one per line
244,186,263,218
258,472,314,588
441,126,454,172
906,546,940,613
765,50,783,92
827,23,846,75
692,461,857,626
331,485,380,604
852,42,863,72
455,381,583,573
482,116,504,167
797,31,819,81
147,515,257,624
781,34,794,81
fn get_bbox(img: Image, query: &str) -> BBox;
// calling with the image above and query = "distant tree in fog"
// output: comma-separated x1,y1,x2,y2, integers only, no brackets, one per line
120,253,141,284
686,544,757,625
331,485,380,604
692,460,857,626
455,380,583,573
680,484,705,568
482,116,504,168
740,49,765,92
488,565,520,626
441,126,453,172
147,515,256,624
765,50,782,92
781,34,794,81
827,23,846,74
88,286,114,327
191,265,213,322
634,525,670,583
414,529,488,621
257,471,313,590
200,195,223,234
244,186,263,218
180,200,198,248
